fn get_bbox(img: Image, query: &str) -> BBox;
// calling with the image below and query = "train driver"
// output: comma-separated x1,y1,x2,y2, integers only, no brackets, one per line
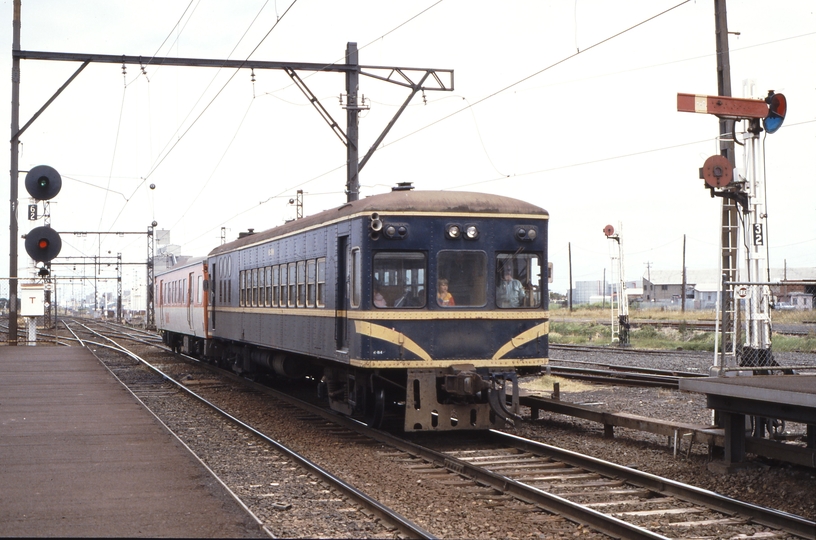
497,268,526,308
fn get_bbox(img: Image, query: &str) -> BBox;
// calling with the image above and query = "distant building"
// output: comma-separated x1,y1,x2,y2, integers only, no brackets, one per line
643,268,816,310
574,280,640,305
786,291,814,310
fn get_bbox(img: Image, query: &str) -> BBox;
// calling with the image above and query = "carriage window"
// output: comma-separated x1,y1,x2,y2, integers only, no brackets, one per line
251,268,258,306
264,267,272,307
350,248,362,308
288,263,297,308
279,265,288,307
372,252,427,308
496,253,542,308
306,259,316,307
197,275,203,304
316,257,326,308
437,251,486,307
239,271,246,306
271,265,279,307
259,267,266,306
297,261,306,307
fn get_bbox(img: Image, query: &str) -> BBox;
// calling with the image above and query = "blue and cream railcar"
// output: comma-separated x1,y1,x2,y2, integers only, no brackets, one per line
156,256,209,355
205,187,549,431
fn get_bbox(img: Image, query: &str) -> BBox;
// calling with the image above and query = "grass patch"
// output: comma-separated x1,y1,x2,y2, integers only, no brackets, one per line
549,315,815,353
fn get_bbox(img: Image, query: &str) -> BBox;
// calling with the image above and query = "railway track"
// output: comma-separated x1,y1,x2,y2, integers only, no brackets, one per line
71,318,815,539
61,319,432,539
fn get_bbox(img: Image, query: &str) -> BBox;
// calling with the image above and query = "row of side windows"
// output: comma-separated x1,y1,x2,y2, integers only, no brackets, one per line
161,278,187,305
160,275,204,306
239,258,326,308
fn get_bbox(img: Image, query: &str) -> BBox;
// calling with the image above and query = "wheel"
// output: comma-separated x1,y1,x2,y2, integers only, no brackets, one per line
365,387,385,429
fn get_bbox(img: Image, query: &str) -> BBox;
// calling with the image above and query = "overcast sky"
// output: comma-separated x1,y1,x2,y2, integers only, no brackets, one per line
1,0,814,302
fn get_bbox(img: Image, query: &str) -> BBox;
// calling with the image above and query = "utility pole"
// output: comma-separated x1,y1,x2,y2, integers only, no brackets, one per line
9,0,21,344
715,0,738,355
682,234,687,314
345,43,360,201
568,242,573,312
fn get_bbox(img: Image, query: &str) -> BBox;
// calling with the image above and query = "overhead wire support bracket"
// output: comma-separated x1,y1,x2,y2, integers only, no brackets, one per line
285,67,348,146
13,59,89,141
359,67,453,92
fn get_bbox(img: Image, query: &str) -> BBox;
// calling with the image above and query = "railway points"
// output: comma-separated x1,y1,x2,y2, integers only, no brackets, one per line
0,345,266,538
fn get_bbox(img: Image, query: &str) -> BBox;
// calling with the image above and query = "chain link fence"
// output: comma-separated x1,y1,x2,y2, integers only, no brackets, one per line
717,280,816,374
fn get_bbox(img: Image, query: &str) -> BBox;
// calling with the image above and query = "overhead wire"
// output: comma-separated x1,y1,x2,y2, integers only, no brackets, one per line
250,0,694,208
107,0,299,233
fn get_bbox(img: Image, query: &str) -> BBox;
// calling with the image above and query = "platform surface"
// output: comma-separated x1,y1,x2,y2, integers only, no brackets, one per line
680,374,816,408
0,345,264,537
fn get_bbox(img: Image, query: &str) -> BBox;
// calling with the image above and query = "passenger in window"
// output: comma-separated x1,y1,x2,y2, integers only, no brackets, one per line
497,269,525,308
437,279,455,307
373,287,387,308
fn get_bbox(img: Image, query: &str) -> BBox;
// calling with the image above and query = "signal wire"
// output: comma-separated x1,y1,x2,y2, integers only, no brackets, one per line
106,0,299,232
377,0,692,151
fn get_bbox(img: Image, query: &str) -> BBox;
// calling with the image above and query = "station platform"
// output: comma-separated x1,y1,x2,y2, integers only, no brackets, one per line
680,374,816,470
0,345,266,538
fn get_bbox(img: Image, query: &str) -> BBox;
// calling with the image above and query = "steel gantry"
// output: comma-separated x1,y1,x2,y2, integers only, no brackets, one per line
9,0,453,342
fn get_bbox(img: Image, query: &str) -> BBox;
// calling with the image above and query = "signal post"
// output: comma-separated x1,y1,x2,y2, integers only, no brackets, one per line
677,91,786,374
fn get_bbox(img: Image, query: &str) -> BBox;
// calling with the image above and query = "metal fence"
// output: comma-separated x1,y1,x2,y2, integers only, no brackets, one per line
716,279,816,374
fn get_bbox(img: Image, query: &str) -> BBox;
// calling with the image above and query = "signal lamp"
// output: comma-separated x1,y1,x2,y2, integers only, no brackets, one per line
763,91,786,134
465,225,479,239
24,165,62,201
446,224,461,239
25,226,62,262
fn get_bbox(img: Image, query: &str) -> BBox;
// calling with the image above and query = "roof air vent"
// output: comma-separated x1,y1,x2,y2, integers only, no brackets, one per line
392,182,414,191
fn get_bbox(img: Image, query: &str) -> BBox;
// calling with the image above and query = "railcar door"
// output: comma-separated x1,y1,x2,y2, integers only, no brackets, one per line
158,279,164,324
335,235,348,351
187,271,194,330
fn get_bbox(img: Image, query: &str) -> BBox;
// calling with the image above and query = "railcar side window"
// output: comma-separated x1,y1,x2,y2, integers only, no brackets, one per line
496,253,542,308
259,267,266,306
306,259,316,307
350,247,362,308
316,257,326,307
288,263,297,308
239,271,246,306
372,252,427,308
251,268,258,307
297,261,306,307
436,251,486,307
265,267,272,307
280,265,288,307
271,265,279,306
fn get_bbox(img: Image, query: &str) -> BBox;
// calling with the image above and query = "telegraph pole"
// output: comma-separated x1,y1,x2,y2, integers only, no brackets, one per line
345,43,360,202
9,0,21,343
715,0,738,355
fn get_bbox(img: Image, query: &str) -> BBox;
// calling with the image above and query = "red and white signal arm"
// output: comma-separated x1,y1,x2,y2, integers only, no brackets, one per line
20,283,45,317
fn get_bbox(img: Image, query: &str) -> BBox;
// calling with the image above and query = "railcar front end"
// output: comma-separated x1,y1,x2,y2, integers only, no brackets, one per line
206,188,549,431
155,257,209,356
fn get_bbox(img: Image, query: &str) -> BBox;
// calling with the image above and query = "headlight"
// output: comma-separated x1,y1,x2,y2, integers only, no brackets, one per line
465,225,479,239
446,224,461,239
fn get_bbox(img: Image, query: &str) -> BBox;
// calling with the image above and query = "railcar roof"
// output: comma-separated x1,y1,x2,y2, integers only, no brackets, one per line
209,190,548,257
154,255,207,278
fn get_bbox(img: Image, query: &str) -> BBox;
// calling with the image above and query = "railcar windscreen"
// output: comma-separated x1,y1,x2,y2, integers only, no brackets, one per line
496,253,543,308
437,250,487,307
373,252,426,308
